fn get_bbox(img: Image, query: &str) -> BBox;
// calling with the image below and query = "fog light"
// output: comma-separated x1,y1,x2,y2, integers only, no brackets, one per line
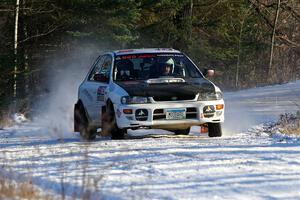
216,104,224,110
123,109,133,114
216,111,223,116
126,116,134,120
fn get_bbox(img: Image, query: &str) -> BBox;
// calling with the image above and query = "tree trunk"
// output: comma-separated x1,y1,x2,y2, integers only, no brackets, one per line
22,0,29,95
235,18,245,89
268,0,281,83
13,0,20,100
235,5,252,89
189,0,193,40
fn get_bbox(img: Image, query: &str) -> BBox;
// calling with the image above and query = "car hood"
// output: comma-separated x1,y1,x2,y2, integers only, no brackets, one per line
116,78,215,99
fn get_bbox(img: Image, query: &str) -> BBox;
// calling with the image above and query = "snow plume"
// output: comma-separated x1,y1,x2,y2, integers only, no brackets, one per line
223,92,280,136
32,44,103,138
223,103,258,136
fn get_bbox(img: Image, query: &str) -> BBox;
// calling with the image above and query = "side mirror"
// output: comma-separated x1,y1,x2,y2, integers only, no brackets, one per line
203,69,214,77
94,73,109,83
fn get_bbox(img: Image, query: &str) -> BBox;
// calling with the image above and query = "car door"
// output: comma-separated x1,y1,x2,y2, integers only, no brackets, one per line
82,55,112,125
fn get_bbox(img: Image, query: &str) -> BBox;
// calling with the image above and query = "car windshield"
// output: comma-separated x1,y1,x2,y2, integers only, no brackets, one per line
113,53,203,81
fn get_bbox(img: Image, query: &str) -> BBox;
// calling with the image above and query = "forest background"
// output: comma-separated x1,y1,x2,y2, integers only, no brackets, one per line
0,0,299,116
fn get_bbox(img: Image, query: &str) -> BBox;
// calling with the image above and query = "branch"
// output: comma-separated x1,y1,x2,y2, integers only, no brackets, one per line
277,35,300,47
18,25,60,44
0,9,14,12
281,4,300,21
194,0,220,8
256,0,300,21
23,3,57,15
0,6,56,14
248,0,278,32
26,9,56,15
248,0,300,48
258,0,289,7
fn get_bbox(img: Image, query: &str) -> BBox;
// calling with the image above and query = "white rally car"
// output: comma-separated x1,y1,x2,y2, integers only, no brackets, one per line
74,48,224,140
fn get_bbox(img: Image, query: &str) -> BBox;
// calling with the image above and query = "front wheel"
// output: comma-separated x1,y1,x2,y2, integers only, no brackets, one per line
174,128,190,135
102,104,126,140
208,123,222,137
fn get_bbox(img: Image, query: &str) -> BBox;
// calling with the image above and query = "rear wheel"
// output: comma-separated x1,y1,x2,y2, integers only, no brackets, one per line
74,104,80,132
208,123,222,137
74,103,96,140
174,128,190,135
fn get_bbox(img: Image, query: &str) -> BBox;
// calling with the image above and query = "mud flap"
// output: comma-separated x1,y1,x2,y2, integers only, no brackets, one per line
200,124,208,134
100,106,110,136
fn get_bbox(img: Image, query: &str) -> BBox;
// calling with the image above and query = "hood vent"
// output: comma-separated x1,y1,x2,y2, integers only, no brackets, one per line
146,78,185,84
153,95,195,101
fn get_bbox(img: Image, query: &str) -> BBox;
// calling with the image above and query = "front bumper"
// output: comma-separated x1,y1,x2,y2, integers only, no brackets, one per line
114,100,224,130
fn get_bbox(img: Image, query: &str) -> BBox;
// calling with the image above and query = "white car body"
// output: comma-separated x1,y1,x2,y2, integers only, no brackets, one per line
75,48,224,138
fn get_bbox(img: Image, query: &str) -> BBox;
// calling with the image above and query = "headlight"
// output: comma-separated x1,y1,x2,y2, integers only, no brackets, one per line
121,96,150,104
198,91,223,101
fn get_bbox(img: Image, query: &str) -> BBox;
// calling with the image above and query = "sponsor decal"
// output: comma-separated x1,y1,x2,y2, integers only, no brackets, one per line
97,86,106,101
137,54,155,58
121,55,137,60
119,54,155,60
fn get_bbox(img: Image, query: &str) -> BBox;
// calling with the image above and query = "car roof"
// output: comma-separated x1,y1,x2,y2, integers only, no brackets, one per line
112,48,182,56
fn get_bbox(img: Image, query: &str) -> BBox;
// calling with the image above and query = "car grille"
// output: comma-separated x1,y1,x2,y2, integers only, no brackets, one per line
153,107,198,120
152,95,195,101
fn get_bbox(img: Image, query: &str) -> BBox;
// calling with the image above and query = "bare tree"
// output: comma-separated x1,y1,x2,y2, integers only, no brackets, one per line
13,0,20,100
268,0,281,82
189,0,193,40
235,6,252,89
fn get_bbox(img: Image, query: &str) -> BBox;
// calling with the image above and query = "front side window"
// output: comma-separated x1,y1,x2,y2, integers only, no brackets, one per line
89,55,112,81
113,53,203,81
99,56,112,78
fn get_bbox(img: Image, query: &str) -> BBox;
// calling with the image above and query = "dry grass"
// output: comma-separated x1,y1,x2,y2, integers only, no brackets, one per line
0,112,12,129
281,124,300,135
0,176,53,200
277,112,300,135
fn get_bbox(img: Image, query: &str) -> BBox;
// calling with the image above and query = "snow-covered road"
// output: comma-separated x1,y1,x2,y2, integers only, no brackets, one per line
1,81,300,200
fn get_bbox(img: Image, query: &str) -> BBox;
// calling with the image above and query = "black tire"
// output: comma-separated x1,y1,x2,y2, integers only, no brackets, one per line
102,103,126,140
111,121,126,140
74,104,80,132
174,128,190,135
208,123,222,137
75,103,96,140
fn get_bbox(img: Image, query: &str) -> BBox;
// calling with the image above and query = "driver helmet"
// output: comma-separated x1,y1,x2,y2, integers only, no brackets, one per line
160,58,174,75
